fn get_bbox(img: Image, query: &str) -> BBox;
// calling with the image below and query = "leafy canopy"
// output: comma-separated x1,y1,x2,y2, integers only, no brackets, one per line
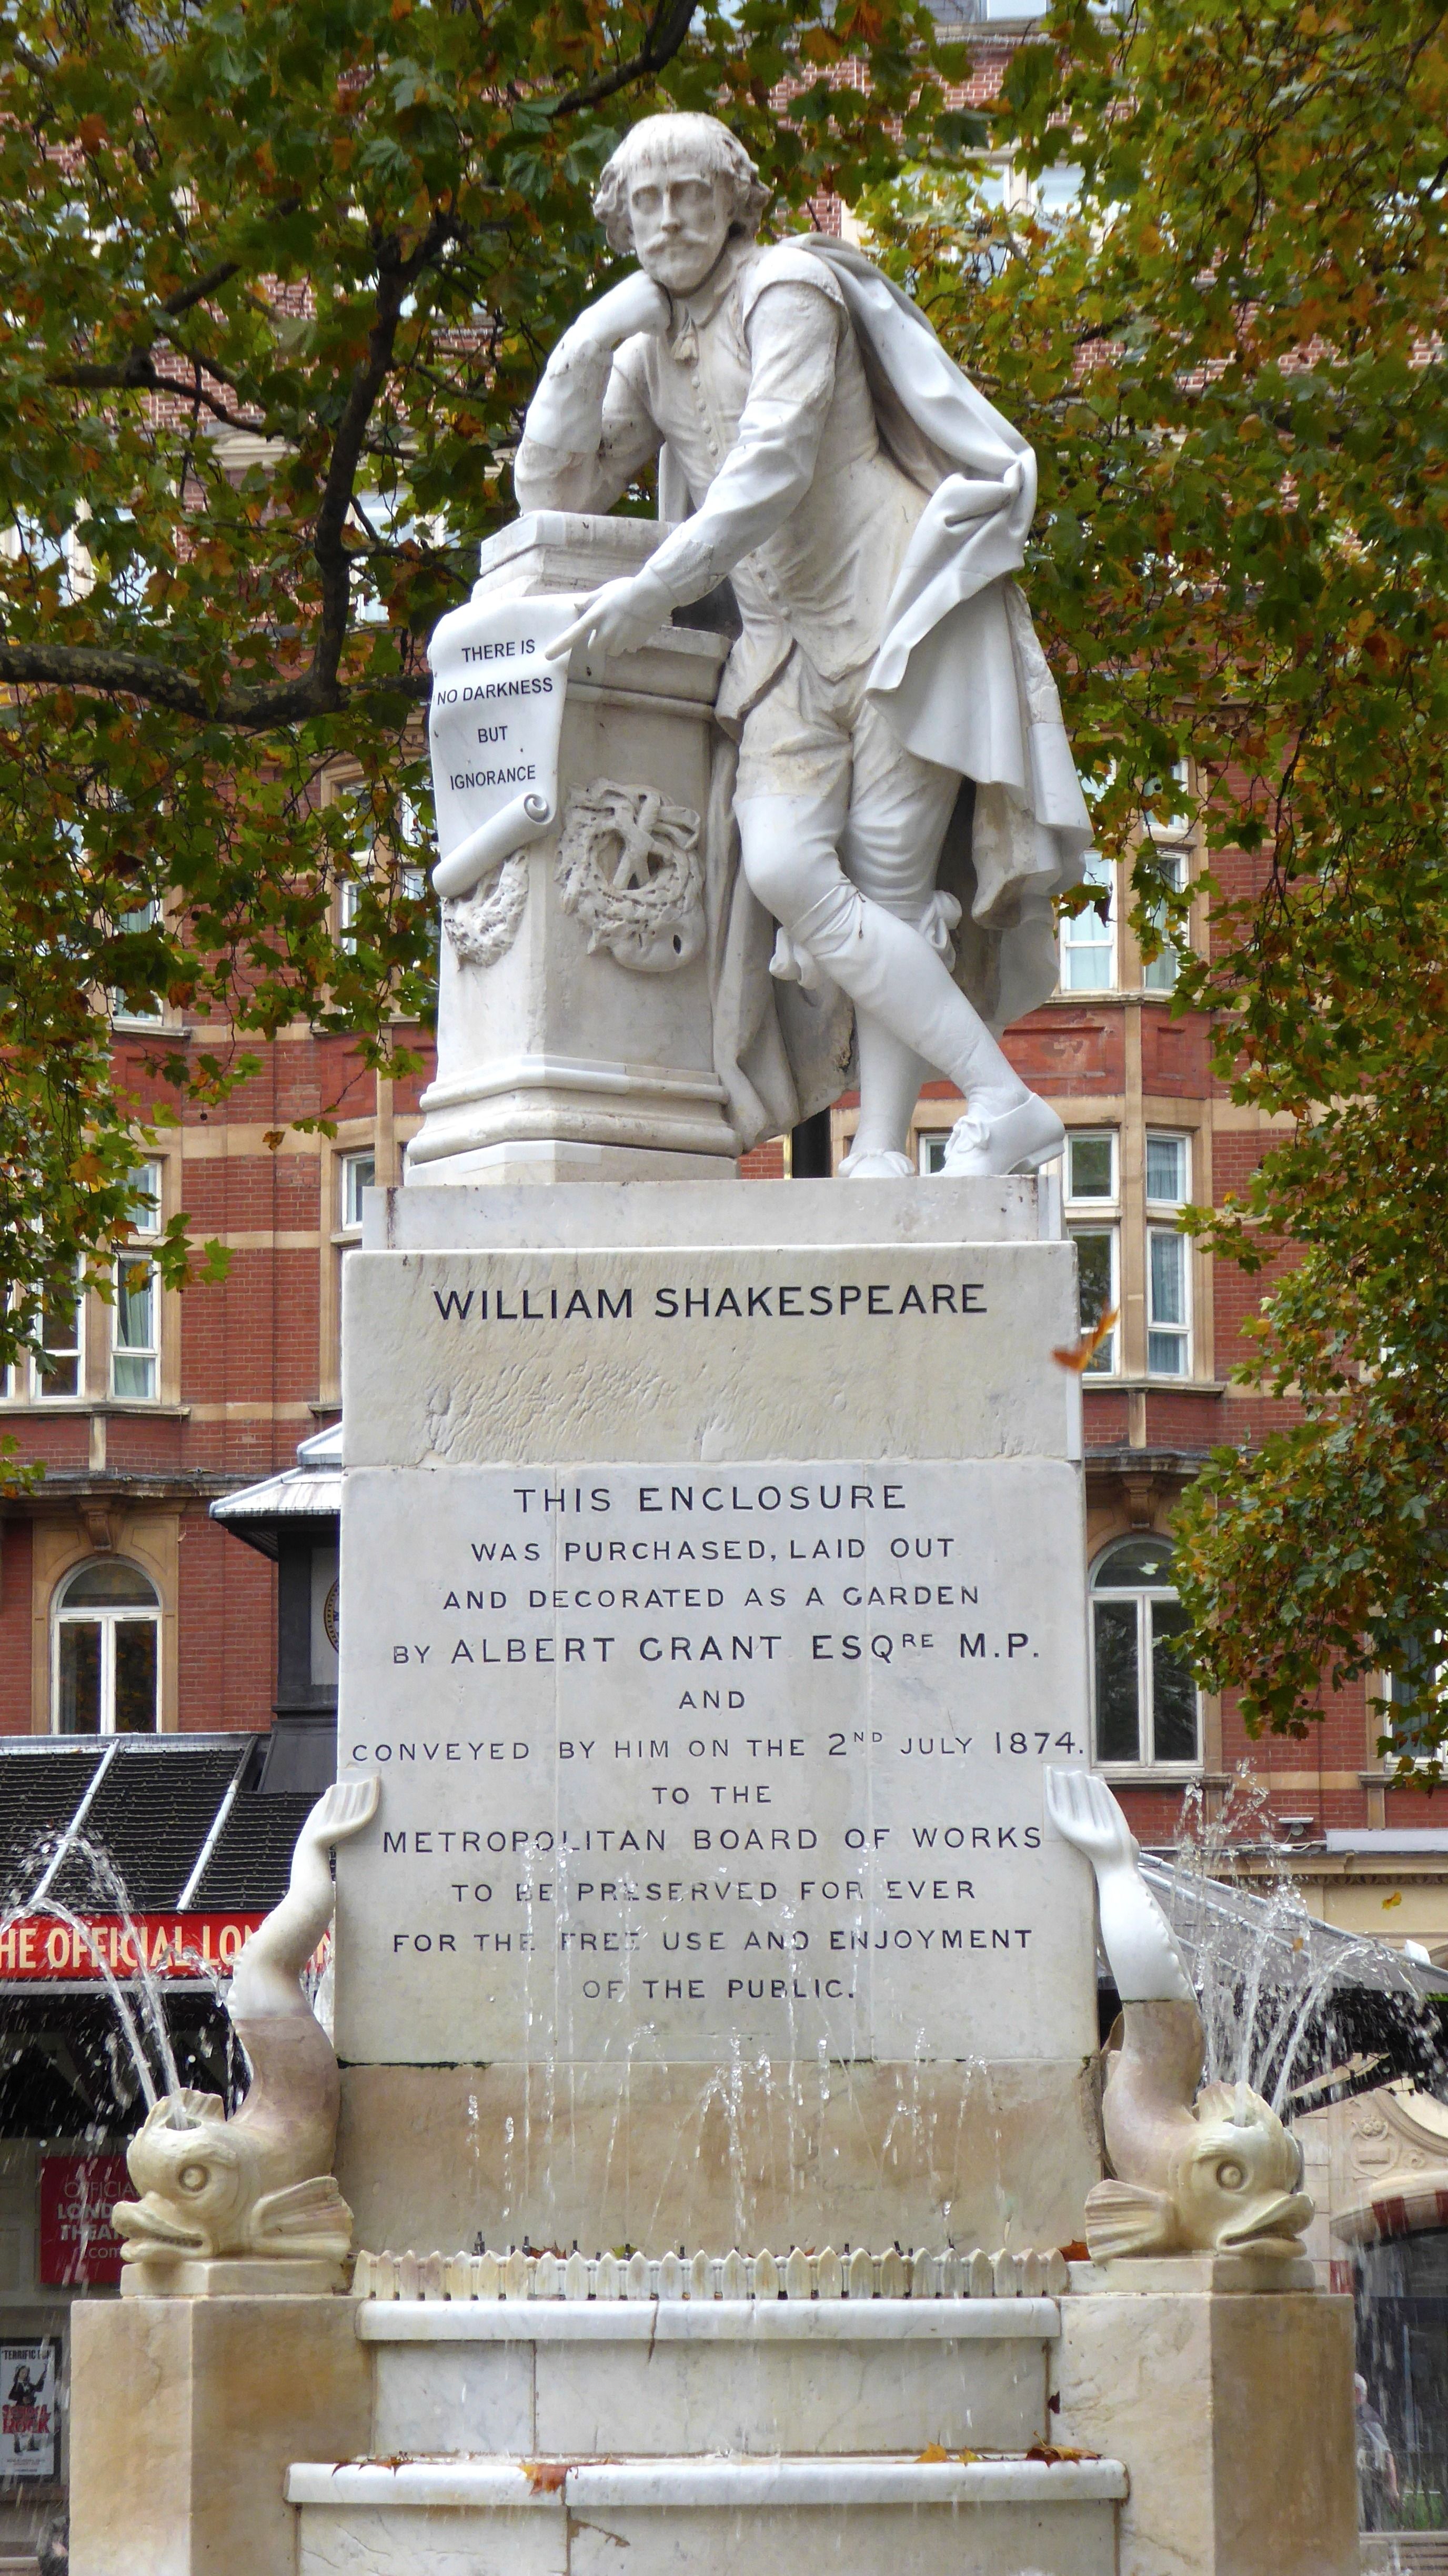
862,0,1448,1766
0,0,962,1360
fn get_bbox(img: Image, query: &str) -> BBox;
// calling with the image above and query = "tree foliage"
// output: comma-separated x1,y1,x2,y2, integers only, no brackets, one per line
0,0,960,1363
863,0,1448,1766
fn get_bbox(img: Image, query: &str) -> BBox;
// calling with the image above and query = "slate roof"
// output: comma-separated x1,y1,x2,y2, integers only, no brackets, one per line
0,1734,308,1915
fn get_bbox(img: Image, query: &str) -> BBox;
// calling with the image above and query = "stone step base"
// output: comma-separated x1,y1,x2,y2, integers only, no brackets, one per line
289,2454,1128,2576
359,2295,1059,2459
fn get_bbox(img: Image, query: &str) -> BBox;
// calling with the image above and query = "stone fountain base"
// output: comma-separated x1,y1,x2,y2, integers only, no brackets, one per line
69,2251,1357,2576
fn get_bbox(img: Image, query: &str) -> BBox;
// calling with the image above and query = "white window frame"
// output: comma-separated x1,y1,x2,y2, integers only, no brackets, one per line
1063,1129,1120,1376
1142,844,1190,994
1091,1539,1200,1773
1059,850,1117,993
110,1160,163,1402
1145,756,1194,844
1031,162,1084,222
5,1264,85,1403
110,894,165,1028
52,1562,161,1736
1144,1132,1191,1377
1381,1641,1447,1775
339,1148,375,1237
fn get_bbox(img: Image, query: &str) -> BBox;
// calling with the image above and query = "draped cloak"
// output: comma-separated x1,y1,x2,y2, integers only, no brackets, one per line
687,237,1093,1152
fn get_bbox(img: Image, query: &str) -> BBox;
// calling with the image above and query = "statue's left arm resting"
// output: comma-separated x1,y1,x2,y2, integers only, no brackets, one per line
515,338,662,518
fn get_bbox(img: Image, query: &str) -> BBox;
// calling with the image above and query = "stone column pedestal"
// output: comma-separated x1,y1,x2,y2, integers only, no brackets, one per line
68,2295,370,2576
408,512,738,1186
1051,2258,1358,2576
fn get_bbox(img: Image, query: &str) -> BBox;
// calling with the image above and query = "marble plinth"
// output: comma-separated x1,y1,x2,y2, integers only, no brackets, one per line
1053,2272,1358,2575
335,1175,1098,2250
119,2253,347,2298
409,515,737,1185
69,2295,369,2576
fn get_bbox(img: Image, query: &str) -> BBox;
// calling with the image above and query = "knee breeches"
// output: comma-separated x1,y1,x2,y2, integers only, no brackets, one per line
734,652,959,930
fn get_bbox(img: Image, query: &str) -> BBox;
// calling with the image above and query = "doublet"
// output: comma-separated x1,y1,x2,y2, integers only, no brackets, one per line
513,238,929,728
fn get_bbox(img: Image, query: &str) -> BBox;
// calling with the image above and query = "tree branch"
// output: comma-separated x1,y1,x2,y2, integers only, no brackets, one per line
0,638,430,726
548,0,700,116
307,215,452,696
48,353,254,428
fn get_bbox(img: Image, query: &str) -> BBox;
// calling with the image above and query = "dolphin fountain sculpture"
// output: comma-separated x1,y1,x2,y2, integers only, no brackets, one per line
1045,1768,1313,2262
113,1775,379,2278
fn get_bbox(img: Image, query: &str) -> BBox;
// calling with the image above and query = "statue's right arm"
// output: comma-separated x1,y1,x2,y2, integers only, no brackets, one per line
514,296,665,516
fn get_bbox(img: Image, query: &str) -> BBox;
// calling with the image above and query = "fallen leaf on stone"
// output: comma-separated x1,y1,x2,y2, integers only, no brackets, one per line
1025,2444,1098,2464
523,2461,570,2493
918,2444,951,2462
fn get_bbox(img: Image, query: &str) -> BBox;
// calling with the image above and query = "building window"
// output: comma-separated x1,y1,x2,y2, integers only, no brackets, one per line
338,787,427,948
919,1132,949,1175
1092,1536,1199,1769
110,895,165,1027
6,1269,84,1401
1059,851,1115,992
1384,1641,1445,1768
53,1560,160,1735
1142,846,1189,993
1033,163,1084,221
340,1150,374,1234
112,1161,162,1401
33,1275,83,1398
1145,1133,1191,1376
1064,1130,1119,1375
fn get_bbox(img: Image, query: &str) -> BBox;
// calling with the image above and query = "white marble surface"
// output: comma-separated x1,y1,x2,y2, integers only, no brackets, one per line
371,1173,1061,1251
357,2298,1061,2340
289,2453,1127,2507
1053,2284,1356,2575
410,521,737,1185
362,2298,1060,2461
341,1239,1082,1471
334,1452,1092,2068
291,2460,1126,2576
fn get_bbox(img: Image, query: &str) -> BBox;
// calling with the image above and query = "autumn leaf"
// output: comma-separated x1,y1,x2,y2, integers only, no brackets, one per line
522,2462,570,2494
1053,1310,1119,1374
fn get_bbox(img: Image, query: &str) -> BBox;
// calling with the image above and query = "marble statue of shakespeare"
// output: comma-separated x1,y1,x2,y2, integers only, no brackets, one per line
520,113,1093,1178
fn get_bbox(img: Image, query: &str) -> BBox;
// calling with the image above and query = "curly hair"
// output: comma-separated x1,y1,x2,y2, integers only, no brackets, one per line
593,115,769,254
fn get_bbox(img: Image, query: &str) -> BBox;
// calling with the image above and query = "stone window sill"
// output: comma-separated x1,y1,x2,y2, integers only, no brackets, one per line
1094,1763,1202,1786
0,1399,190,1420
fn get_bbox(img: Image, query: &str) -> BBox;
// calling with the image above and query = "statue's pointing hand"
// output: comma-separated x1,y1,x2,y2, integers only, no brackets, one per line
545,564,676,666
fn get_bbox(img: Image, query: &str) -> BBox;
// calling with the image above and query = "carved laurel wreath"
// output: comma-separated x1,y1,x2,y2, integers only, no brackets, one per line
440,853,530,969
555,778,705,974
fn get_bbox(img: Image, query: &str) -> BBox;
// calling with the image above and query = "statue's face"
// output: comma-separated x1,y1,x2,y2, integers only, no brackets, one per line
626,159,733,296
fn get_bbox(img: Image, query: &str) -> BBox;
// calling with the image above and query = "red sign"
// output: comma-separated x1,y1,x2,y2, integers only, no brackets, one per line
0,1913,266,1983
39,2154,130,2287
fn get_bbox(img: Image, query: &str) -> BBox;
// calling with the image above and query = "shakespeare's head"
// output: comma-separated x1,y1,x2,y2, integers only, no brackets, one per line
595,114,768,295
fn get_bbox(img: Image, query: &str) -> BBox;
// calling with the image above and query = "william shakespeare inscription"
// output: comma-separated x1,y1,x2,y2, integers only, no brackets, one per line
335,1461,1095,2070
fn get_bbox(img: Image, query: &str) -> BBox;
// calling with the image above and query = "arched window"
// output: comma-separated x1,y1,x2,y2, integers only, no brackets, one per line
53,1560,160,1736
1091,1536,1198,1769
